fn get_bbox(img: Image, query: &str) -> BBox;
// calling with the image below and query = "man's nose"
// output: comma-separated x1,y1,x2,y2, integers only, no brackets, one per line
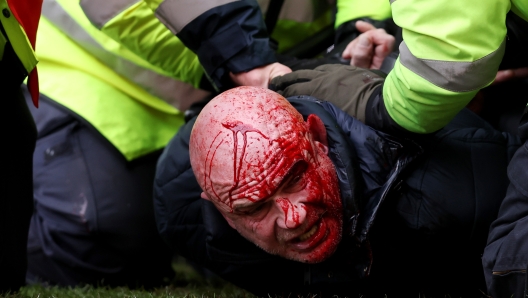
275,198,306,229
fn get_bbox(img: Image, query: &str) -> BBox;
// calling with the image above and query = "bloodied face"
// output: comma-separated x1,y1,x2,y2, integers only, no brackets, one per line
190,87,343,263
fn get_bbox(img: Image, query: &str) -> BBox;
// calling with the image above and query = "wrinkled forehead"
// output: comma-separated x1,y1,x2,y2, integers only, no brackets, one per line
189,87,315,211
200,118,314,210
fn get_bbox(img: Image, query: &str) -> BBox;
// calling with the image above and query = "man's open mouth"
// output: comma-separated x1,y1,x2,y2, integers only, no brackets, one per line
292,219,327,250
299,223,319,241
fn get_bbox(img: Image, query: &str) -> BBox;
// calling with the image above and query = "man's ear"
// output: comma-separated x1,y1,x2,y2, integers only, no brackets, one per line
201,192,237,229
306,114,329,155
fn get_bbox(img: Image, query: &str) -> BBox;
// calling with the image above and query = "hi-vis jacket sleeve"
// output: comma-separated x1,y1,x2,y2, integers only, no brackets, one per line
335,0,391,28
79,0,204,89
375,0,510,134
139,0,276,90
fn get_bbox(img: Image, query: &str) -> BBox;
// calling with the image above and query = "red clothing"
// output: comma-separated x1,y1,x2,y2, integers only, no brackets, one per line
7,0,43,106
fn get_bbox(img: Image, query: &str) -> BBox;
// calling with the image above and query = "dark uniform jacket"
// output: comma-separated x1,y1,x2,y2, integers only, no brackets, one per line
154,96,521,297
482,112,528,298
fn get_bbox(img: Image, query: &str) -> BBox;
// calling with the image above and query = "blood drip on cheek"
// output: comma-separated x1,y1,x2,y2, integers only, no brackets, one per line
276,198,300,227
304,168,324,204
300,162,343,263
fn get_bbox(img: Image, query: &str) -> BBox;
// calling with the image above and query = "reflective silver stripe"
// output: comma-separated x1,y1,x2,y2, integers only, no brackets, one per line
389,0,396,4
42,0,210,111
155,0,238,34
399,40,506,92
80,0,139,29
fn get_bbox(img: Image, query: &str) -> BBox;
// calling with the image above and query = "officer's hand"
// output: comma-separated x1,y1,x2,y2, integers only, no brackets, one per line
229,62,292,88
341,21,395,69
270,64,384,121
493,67,528,85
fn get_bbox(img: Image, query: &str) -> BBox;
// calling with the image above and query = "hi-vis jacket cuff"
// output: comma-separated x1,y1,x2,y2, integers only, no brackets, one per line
399,40,506,92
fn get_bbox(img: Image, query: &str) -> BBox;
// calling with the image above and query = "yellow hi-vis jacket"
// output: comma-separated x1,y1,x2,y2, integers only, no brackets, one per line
37,0,210,160
386,0,527,134
78,0,364,54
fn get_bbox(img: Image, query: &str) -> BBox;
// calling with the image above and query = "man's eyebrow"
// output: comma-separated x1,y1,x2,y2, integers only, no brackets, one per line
269,160,307,194
232,160,307,211
231,166,294,209
281,161,307,183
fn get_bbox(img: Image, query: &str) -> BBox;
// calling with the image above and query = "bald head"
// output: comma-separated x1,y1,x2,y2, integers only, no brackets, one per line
190,87,311,211
189,86,343,263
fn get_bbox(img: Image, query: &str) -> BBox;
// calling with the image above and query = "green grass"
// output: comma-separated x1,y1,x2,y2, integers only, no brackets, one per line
0,257,490,298
0,258,255,298
4,284,252,298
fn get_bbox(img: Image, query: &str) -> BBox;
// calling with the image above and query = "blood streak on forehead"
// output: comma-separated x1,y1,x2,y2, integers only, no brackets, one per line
190,87,315,211
203,118,314,210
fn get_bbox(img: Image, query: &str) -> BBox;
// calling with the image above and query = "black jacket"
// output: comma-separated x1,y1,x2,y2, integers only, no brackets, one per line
154,96,521,297
482,111,528,298
175,0,275,91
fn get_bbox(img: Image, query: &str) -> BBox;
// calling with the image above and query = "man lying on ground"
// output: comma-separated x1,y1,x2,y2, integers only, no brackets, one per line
154,85,521,297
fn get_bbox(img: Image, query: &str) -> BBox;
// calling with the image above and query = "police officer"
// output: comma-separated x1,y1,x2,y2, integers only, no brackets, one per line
24,0,208,287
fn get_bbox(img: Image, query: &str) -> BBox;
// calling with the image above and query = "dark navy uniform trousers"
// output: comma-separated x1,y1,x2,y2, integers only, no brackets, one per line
24,91,174,288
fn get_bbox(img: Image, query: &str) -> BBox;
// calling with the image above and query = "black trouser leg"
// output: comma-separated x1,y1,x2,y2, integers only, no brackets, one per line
0,87,36,292
25,95,173,288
